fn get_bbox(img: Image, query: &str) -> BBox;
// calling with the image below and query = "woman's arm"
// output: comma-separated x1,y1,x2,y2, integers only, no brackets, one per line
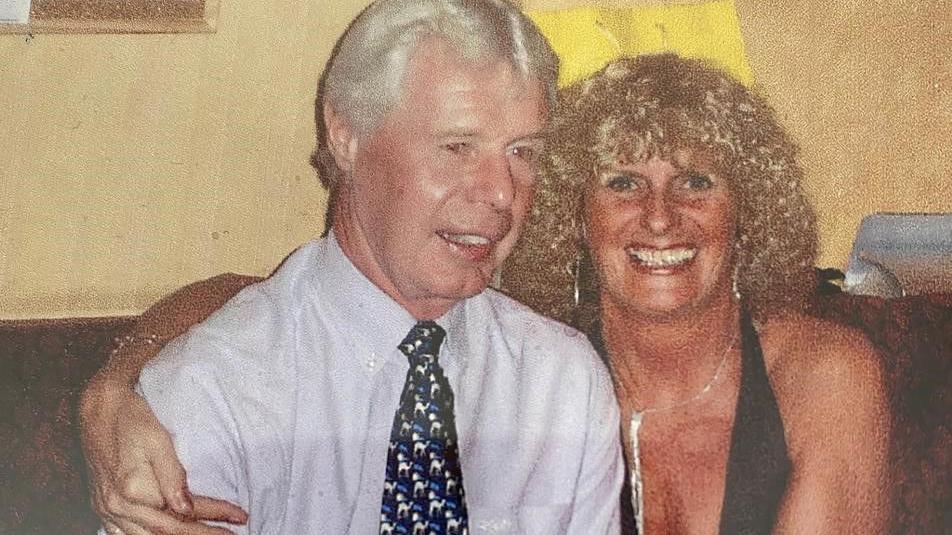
768,317,891,534
79,273,261,535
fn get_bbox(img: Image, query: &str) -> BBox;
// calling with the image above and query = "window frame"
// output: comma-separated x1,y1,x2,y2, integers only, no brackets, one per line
0,0,219,34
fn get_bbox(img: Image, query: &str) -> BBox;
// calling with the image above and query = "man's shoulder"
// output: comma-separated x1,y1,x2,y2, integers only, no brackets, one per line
482,288,585,335
474,290,619,428
191,240,323,343
142,241,324,376
478,289,602,367
137,267,307,415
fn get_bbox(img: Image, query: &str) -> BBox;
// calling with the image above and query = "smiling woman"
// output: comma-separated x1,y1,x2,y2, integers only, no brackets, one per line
503,53,890,534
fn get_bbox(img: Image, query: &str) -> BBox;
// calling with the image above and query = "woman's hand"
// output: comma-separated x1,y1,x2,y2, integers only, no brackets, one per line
80,376,248,535
79,273,259,534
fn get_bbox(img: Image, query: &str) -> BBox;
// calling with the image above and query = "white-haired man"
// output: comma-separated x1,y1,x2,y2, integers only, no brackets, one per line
81,1,622,534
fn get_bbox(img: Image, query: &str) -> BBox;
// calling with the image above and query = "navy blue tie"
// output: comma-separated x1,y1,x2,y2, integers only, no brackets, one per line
380,321,468,535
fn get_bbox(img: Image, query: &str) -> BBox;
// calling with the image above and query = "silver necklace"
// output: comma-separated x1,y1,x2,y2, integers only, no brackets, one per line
624,332,738,535
634,331,738,414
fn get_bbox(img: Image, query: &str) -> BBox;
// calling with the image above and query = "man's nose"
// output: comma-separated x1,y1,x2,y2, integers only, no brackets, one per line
642,192,678,234
469,153,515,210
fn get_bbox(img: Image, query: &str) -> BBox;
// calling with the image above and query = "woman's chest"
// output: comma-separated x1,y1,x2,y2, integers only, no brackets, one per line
631,411,736,534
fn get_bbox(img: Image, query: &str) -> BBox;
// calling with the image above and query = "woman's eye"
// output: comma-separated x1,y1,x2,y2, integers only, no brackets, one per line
604,174,638,192
683,173,714,190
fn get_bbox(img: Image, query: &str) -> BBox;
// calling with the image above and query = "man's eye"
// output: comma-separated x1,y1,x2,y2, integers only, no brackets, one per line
683,173,714,190
443,142,471,155
509,144,537,161
604,174,637,192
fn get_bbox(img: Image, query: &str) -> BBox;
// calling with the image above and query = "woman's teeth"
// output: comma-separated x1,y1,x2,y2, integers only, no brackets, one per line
440,232,491,246
626,247,697,268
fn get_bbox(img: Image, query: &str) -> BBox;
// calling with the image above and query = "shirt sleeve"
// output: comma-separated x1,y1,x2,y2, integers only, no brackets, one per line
567,359,623,534
136,335,288,534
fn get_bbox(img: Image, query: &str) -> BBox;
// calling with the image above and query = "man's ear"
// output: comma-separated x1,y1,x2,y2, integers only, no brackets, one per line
324,102,359,173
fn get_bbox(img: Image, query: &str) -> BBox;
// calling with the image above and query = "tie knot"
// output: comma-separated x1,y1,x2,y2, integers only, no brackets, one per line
398,321,446,365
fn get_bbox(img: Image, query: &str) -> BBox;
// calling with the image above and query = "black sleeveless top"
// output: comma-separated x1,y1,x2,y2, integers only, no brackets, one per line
596,311,792,534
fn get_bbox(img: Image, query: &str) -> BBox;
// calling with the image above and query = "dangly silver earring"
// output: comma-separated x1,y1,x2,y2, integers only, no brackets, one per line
573,255,581,307
575,220,589,307
732,240,743,301
565,256,581,307
732,264,741,301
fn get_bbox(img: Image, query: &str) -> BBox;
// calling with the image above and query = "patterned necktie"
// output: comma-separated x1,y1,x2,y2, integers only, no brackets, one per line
380,321,468,535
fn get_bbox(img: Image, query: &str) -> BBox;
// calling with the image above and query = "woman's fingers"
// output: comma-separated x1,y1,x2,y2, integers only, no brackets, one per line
191,496,249,525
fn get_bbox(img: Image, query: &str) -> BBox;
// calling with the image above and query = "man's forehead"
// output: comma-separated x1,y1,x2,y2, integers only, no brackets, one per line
386,42,548,134
402,38,545,104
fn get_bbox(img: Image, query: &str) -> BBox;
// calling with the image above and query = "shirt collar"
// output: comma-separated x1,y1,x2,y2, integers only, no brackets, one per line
316,231,468,365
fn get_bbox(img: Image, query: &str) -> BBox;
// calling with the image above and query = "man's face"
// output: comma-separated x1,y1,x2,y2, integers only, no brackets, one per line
330,39,547,319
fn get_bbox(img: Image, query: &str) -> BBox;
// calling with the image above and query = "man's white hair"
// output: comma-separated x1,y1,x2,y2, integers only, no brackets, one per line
323,0,559,137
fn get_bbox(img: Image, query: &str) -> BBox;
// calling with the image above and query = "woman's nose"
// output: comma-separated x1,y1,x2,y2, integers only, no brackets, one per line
642,193,678,234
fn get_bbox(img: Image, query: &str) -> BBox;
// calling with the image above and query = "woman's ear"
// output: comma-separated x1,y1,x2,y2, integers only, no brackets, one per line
324,102,359,173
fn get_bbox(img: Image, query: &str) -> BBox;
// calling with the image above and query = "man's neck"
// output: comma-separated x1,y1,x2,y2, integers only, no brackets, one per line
330,219,457,321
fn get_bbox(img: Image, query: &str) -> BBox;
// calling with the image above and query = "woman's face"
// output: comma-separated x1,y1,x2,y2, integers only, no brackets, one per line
584,149,736,318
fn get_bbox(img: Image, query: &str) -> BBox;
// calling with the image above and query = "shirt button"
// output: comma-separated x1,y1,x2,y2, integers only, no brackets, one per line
366,353,378,371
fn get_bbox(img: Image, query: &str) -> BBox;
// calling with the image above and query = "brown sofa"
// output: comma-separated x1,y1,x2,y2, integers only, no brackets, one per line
1,315,133,534
1,276,949,534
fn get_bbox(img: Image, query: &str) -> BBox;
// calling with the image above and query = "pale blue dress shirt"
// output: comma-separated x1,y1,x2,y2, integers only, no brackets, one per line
134,234,622,534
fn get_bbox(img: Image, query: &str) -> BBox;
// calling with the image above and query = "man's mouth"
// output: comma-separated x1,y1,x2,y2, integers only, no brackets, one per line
625,247,697,269
438,231,496,262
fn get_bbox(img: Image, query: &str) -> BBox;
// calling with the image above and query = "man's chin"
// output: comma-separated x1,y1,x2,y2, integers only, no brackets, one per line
432,270,495,301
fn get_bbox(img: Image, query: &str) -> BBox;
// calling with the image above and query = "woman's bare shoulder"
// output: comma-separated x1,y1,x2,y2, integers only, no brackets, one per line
759,312,888,454
760,311,879,379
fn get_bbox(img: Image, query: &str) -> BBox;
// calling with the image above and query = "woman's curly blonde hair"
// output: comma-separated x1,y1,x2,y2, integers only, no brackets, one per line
502,53,818,327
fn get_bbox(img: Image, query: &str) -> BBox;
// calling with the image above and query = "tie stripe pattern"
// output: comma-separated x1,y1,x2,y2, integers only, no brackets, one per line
380,321,468,535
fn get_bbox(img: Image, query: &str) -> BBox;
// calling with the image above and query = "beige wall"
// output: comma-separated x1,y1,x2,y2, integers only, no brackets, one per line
2,0,950,319
1,1,369,318
736,0,951,269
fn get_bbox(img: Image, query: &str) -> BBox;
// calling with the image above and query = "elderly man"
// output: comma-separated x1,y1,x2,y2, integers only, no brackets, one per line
80,1,622,534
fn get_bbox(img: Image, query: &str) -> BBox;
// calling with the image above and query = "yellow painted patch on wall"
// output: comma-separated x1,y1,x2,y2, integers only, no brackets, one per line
527,0,753,87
